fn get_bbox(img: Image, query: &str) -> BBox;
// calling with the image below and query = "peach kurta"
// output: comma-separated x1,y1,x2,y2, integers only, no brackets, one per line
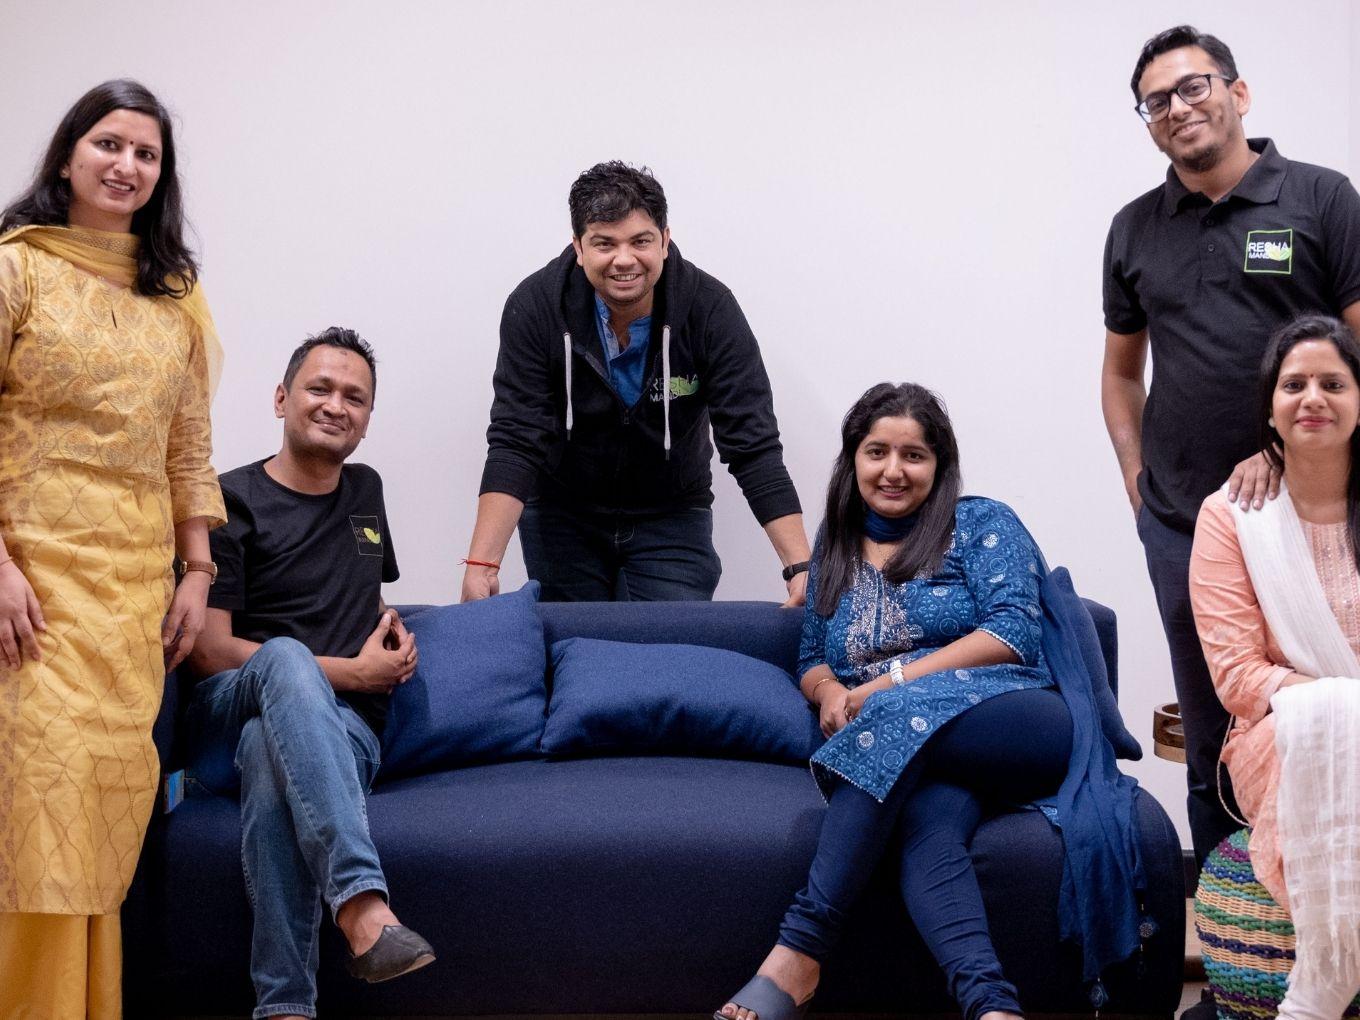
1189,492,1360,907
0,232,225,916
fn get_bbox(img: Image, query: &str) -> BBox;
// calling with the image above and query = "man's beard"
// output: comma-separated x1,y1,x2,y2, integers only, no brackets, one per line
1173,139,1225,174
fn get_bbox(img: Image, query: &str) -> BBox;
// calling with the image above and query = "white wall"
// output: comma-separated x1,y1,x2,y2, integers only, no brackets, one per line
1354,3,1360,182
3,0,1357,848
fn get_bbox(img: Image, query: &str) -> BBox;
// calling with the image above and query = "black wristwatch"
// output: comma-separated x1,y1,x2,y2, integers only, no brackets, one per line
781,560,811,582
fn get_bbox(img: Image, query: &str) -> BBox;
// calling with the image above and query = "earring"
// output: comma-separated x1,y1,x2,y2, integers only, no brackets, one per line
1268,417,1276,428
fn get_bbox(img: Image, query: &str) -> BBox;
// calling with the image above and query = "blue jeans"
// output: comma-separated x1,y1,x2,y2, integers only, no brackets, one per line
1137,503,1240,865
185,638,389,1020
518,501,722,601
779,689,1072,1020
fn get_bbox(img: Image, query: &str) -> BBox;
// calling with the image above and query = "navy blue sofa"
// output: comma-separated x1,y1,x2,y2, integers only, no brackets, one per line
122,599,1184,1017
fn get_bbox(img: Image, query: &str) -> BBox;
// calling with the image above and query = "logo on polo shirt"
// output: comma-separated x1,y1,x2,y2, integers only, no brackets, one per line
349,515,384,557
1244,229,1293,275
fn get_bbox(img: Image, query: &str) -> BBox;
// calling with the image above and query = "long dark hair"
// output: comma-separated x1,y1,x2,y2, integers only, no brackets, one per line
814,382,962,616
0,79,198,298
1259,313,1360,570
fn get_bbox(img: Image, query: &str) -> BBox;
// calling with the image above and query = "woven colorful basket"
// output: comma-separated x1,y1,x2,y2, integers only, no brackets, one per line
1195,829,1360,1019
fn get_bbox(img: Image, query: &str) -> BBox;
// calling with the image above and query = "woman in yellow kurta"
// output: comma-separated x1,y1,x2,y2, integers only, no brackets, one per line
0,80,225,1018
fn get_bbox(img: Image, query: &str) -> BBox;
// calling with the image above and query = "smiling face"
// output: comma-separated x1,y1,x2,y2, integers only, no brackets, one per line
1137,45,1249,174
275,346,374,464
62,108,163,232
572,208,670,313
854,415,938,519
1272,340,1360,459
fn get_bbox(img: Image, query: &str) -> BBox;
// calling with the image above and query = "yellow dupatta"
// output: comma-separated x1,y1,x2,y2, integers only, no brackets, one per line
0,223,224,397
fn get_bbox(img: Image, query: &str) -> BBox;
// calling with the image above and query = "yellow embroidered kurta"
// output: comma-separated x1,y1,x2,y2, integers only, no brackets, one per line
0,230,225,915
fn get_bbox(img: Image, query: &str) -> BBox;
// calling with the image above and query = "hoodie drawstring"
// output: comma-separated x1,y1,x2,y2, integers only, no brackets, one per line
661,324,671,460
564,324,670,460
563,331,573,440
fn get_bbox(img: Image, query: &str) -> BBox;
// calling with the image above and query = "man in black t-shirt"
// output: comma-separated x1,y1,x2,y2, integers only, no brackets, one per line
1101,27,1360,871
186,328,434,1020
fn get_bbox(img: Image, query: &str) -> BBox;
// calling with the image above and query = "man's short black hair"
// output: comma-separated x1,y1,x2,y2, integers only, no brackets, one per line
1130,25,1239,101
282,326,378,406
568,161,668,238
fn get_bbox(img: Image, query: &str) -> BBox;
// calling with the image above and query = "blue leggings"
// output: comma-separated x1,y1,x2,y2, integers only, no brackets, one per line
779,688,1072,1020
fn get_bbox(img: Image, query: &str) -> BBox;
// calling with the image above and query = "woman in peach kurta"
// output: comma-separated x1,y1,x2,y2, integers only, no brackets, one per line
1190,312,1360,1020
0,81,225,1019
1189,494,1359,906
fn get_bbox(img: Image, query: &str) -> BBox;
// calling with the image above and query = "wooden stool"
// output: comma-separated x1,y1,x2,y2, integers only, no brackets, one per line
1153,701,1185,763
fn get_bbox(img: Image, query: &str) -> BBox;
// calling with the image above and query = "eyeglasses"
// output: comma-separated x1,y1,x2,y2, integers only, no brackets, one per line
1134,73,1235,123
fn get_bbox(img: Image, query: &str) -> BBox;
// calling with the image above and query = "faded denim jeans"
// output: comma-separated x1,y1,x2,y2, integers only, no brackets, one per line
185,637,388,1020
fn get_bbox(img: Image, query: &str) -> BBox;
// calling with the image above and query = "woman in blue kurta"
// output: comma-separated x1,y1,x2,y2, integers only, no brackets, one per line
717,383,1075,1020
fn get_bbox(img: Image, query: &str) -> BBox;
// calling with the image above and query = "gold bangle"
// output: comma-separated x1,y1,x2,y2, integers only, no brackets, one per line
809,676,832,703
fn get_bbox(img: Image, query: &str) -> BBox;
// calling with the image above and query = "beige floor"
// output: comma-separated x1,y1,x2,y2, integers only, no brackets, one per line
1180,980,1209,1014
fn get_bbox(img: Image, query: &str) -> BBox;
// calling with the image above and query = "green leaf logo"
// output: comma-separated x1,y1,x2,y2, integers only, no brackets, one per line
363,527,381,544
1244,229,1294,274
668,376,700,397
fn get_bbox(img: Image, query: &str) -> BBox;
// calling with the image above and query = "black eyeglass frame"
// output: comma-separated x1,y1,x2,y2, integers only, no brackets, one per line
1134,73,1236,123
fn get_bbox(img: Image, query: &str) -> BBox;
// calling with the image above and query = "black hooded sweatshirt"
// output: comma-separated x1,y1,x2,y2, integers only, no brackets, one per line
479,243,801,523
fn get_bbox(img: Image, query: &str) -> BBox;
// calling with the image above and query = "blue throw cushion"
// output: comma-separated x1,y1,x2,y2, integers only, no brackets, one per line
541,637,824,763
380,582,548,780
1042,567,1143,761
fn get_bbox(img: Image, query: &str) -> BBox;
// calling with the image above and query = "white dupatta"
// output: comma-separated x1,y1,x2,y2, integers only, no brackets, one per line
1231,480,1360,987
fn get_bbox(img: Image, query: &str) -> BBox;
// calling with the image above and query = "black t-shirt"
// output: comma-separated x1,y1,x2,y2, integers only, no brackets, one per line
1103,138,1360,532
207,459,399,734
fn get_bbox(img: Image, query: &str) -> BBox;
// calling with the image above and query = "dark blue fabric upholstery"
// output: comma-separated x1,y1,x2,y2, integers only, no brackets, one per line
1084,598,1122,697
380,583,547,780
124,597,1181,1017
539,600,806,675
542,637,823,762
1045,568,1142,761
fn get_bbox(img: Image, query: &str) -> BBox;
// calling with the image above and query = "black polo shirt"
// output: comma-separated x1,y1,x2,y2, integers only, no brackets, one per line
1104,138,1360,532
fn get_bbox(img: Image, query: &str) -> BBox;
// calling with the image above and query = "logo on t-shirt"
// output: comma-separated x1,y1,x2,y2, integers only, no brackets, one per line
349,515,384,557
1243,229,1293,275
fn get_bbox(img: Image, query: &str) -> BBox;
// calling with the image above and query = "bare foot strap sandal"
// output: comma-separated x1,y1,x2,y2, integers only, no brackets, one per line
714,974,810,1020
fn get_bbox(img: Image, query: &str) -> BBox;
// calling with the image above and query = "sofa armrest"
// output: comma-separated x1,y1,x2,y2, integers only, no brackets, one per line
1080,597,1120,700
152,669,186,771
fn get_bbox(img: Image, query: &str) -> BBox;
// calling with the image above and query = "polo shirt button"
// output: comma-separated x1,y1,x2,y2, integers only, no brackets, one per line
1204,218,1215,226
1208,244,1216,252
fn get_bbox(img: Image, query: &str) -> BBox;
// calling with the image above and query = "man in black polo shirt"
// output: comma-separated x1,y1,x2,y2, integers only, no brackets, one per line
185,328,434,1020
1102,25,1360,869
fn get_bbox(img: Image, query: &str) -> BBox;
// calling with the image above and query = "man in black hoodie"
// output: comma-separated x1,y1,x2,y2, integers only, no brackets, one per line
463,162,810,604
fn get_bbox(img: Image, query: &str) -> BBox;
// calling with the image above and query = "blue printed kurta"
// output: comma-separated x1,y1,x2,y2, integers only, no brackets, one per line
805,497,1054,800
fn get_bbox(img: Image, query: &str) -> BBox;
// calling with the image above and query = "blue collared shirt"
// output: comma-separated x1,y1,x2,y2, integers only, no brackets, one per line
593,294,651,407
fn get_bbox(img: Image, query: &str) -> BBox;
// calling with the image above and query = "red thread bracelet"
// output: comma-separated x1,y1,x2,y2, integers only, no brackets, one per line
461,558,501,570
